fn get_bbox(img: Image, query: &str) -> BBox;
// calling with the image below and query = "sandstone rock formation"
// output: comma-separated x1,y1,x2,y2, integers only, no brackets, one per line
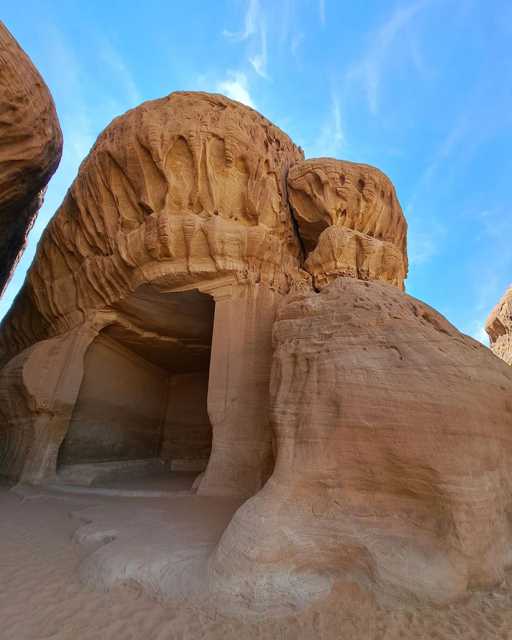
486,285,512,365
0,22,62,293
0,92,306,495
211,278,512,609
288,158,408,290
0,91,304,361
2,89,511,613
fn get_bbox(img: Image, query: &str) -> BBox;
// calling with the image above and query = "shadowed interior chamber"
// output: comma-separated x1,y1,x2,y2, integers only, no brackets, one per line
57,286,214,474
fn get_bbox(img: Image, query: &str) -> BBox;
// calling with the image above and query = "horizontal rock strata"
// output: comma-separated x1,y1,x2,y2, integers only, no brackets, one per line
0,91,305,364
288,158,408,290
212,277,512,608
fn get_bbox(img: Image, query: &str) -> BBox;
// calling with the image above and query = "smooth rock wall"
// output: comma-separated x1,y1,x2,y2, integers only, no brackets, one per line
211,277,512,610
160,372,212,468
59,334,168,465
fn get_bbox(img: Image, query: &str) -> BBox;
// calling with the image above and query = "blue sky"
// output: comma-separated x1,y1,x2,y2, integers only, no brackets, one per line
2,0,512,342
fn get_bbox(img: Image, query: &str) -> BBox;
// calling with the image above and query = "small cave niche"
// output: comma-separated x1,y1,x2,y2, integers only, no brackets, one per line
57,286,214,489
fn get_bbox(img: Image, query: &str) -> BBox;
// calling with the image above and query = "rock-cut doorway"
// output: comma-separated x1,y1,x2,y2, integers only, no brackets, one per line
57,285,215,491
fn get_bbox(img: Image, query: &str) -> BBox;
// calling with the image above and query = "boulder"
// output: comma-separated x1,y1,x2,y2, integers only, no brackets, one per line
212,277,512,608
288,158,407,290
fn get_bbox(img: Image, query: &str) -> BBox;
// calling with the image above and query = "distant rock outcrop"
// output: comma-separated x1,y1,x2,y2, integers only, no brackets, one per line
0,22,62,294
486,285,512,365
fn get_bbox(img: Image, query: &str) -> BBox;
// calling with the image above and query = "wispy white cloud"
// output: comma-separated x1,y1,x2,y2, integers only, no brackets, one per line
467,321,490,345
407,218,446,267
38,23,96,165
328,94,344,151
97,38,141,107
307,90,345,157
405,25,429,76
223,0,259,40
290,32,304,59
216,71,255,108
66,121,95,167
462,295,497,346
406,115,468,212
249,24,268,78
223,0,269,79
407,230,436,266
274,0,303,63
345,0,430,115
474,209,512,305
458,207,512,346
319,0,326,26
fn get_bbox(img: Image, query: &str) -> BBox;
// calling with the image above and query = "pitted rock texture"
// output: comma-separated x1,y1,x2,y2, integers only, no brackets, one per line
0,91,304,364
0,93,307,496
1,85,511,616
0,22,62,294
211,277,512,609
288,158,408,290
486,285,512,365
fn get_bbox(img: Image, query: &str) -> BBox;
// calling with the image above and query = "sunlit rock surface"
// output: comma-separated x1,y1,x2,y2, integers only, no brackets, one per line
486,285,512,365
288,158,408,290
211,277,512,609
0,21,62,293
1,90,511,618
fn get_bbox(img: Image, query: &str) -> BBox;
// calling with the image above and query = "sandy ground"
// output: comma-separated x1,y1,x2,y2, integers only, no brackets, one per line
1,479,512,639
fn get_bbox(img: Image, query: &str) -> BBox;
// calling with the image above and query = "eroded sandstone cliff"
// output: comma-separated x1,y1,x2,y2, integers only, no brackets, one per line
1,89,511,615
0,22,62,293
0,91,304,364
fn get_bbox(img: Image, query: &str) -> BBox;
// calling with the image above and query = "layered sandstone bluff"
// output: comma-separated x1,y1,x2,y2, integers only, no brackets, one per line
0,22,62,293
1,90,512,613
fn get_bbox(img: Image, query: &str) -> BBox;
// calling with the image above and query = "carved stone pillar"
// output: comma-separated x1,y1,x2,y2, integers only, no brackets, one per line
196,279,280,498
0,321,100,484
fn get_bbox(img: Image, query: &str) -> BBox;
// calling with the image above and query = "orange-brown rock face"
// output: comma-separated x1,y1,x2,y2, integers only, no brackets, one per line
288,158,408,290
0,92,305,495
0,91,304,364
212,277,512,609
4,86,511,615
486,285,512,365
0,22,62,294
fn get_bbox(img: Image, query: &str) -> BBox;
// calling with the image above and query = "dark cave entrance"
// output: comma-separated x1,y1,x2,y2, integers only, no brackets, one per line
57,285,215,489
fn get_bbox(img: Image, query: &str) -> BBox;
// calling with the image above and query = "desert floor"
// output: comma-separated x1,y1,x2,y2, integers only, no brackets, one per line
1,476,511,640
